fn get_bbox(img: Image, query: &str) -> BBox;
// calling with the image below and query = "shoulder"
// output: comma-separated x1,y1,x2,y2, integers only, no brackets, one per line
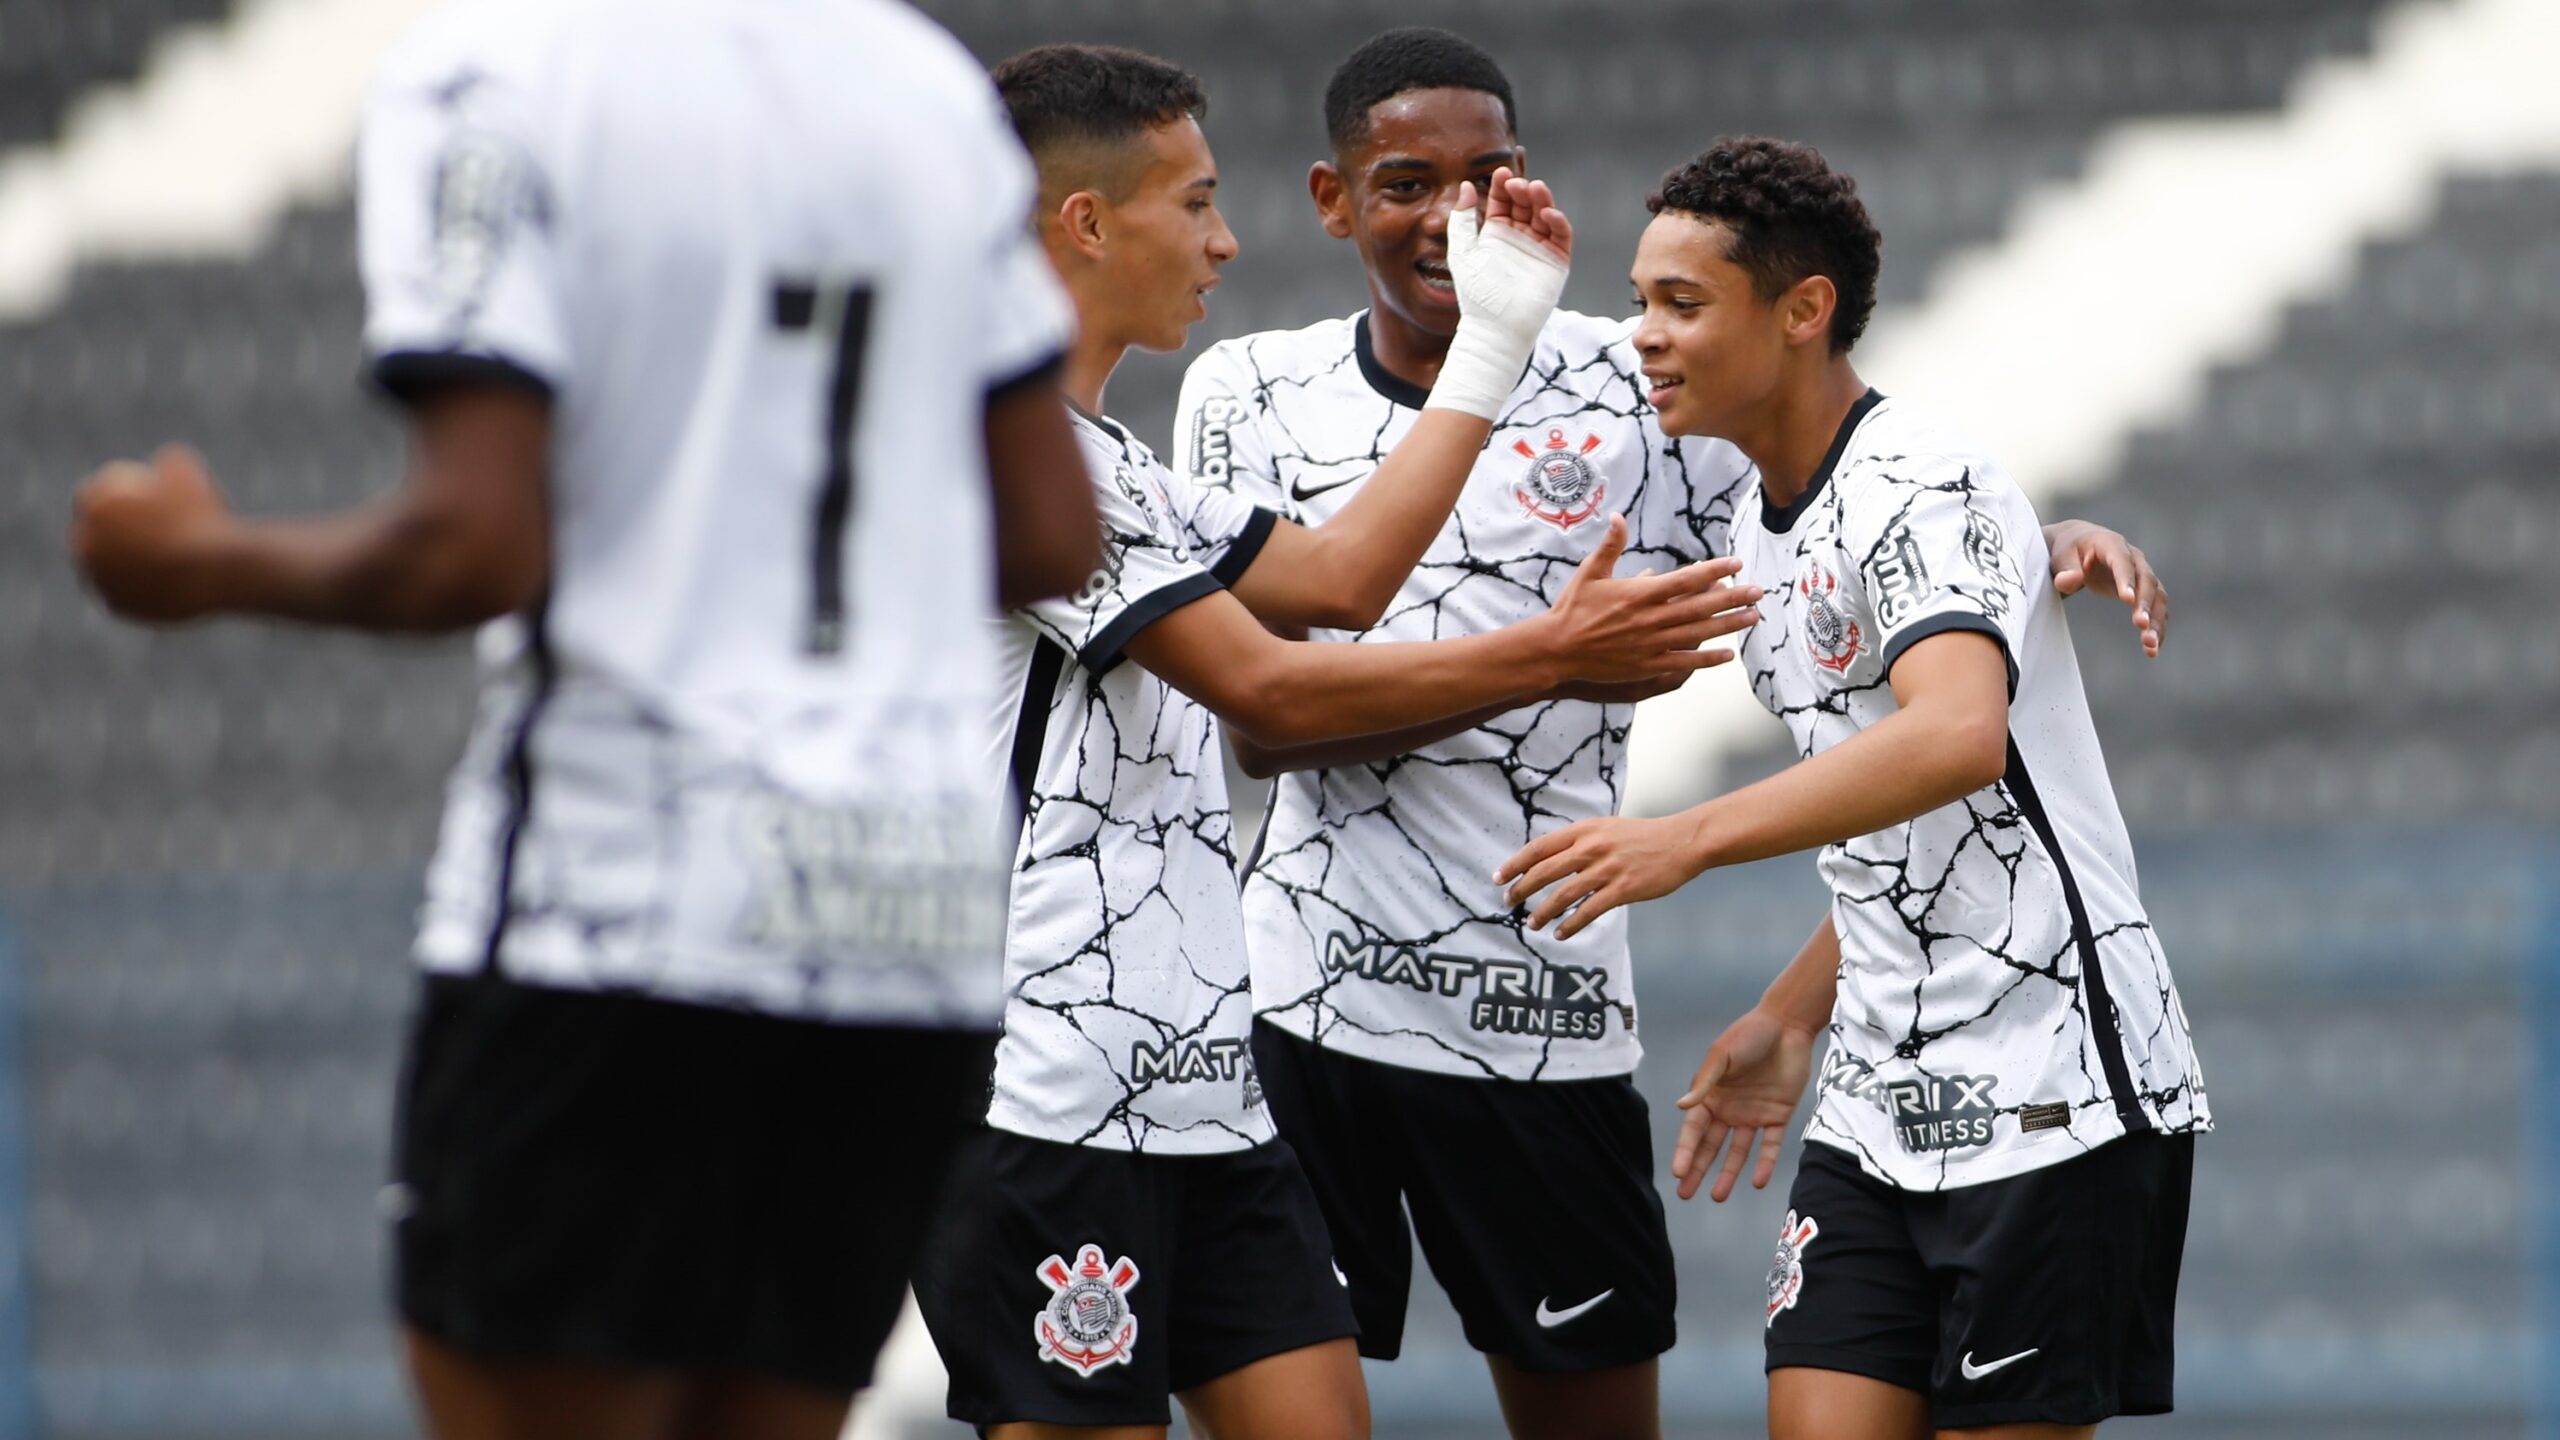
1833,397,2017,505
1540,307,1638,360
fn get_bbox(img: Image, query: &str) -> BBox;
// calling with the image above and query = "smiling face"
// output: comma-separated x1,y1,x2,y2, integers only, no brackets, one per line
1313,87,1521,343
1096,116,1238,353
1629,212,1814,440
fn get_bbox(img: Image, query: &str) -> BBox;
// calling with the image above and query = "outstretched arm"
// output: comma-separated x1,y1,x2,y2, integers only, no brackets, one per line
1133,517,1741,749
70,383,551,631
1497,628,2011,938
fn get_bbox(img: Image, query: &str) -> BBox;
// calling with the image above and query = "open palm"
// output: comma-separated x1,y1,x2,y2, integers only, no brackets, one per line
1671,1008,1818,1203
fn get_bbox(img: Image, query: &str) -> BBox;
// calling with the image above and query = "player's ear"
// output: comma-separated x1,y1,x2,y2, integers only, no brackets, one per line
1309,161,1353,240
1782,274,1838,350
1057,190,1110,263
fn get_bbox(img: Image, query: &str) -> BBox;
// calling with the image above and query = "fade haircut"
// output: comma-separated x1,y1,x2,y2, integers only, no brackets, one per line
1647,136,1883,354
993,44,1207,202
1322,27,1517,156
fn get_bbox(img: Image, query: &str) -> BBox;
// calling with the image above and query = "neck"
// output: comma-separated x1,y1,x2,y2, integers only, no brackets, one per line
1740,358,1870,510
1061,324,1127,417
1362,289,1453,393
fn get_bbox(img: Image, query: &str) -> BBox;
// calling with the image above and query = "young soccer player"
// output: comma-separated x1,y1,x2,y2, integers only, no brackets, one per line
64,2,1100,1437
1172,28,2174,1440
1497,137,2210,1439
911,45,1759,1440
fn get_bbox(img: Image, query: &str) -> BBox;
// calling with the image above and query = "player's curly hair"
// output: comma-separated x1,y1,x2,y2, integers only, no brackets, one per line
1647,137,1882,354
993,44,1206,196
1323,27,1517,155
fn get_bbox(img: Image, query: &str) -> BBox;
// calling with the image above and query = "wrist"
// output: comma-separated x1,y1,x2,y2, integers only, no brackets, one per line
1423,316,1531,421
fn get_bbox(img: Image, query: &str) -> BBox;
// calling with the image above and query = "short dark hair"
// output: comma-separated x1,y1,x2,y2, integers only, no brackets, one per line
993,44,1206,198
1322,27,1516,155
1647,137,1882,354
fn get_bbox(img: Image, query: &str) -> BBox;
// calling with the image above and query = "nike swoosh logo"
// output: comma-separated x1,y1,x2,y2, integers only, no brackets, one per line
1960,1348,2039,1380
1534,1290,1614,1328
1289,476,1363,502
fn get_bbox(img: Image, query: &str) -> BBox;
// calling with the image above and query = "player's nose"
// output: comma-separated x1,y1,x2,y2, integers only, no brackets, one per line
1208,210,1239,264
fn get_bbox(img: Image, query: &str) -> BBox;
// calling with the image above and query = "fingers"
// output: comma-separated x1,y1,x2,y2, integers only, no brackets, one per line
1493,825,1575,886
1752,1121,1786,1191
1570,514,1630,582
1479,167,1510,224
2131,550,2167,655
2050,565,2085,597
1710,1123,1754,1203
1501,843,1583,909
1527,872,1601,933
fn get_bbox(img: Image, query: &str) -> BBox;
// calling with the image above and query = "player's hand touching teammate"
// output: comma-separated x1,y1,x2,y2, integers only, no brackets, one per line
2048,517,2170,656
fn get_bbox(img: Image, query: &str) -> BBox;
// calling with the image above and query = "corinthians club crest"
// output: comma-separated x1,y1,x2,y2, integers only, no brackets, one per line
1798,558,1863,673
1765,1208,1820,1327
1513,428,1607,530
1033,1244,1141,1374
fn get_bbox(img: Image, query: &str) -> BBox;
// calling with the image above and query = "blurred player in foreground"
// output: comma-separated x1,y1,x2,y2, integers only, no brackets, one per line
1499,137,2210,1439
66,1,1098,1436
913,45,1762,1440
1174,28,2170,1440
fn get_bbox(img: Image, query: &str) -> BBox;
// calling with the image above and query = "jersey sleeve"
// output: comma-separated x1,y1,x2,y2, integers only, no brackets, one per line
969,98,1073,398
1024,462,1224,676
1175,343,1287,512
1835,457,2032,695
357,52,569,402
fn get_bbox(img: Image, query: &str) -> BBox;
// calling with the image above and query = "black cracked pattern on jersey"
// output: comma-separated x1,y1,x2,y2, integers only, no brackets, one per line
1752,459,2203,1190
1214,321,1745,1080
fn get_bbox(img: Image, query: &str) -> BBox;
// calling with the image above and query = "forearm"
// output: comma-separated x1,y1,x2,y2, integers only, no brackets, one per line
1673,698,2004,872
194,500,531,630
1233,622,1566,749
1288,409,1492,623
1231,697,1525,778
1760,914,1840,1035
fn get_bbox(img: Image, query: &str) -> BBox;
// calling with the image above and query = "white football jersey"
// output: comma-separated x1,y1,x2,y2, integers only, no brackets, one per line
1731,391,2210,1190
986,409,1280,1152
1176,310,1755,1079
368,0,1071,1024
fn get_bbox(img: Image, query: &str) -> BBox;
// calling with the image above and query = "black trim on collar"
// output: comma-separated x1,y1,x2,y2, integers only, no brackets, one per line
1760,387,1886,534
1353,313,1436,411
1065,398,1133,449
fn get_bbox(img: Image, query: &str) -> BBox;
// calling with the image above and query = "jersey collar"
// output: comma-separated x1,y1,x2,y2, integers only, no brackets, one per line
1354,312,1438,411
1761,387,1886,533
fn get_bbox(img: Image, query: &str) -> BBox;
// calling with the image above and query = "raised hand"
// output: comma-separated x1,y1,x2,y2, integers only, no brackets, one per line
69,444,233,623
1535,515,1762,687
1670,1007,1818,1202
1431,167,1572,418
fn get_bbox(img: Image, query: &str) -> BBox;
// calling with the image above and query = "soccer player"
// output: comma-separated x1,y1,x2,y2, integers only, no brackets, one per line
1172,28,2173,1440
1498,137,2210,1439
65,3,1099,1437
910,45,1760,1440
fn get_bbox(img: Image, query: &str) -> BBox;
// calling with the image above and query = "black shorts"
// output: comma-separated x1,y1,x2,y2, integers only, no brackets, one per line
1251,1020,1676,1372
1765,1133,2196,1428
911,1128,1357,1428
392,973,995,1393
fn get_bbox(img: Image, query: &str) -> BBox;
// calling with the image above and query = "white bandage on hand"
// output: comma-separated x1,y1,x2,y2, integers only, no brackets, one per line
1425,202,1571,419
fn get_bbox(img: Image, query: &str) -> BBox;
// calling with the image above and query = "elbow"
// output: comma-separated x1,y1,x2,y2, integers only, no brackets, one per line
361,512,545,631
1220,666,1324,750
1230,735,1282,780
1946,712,2011,797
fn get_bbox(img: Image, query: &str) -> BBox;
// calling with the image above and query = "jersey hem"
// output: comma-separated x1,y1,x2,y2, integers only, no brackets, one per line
1252,1004,1643,1083
1079,569,1222,675
370,348,557,404
982,1104,1274,1156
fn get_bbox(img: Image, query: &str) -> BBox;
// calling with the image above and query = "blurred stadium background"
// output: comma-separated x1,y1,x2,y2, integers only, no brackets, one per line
2,0,2555,1436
